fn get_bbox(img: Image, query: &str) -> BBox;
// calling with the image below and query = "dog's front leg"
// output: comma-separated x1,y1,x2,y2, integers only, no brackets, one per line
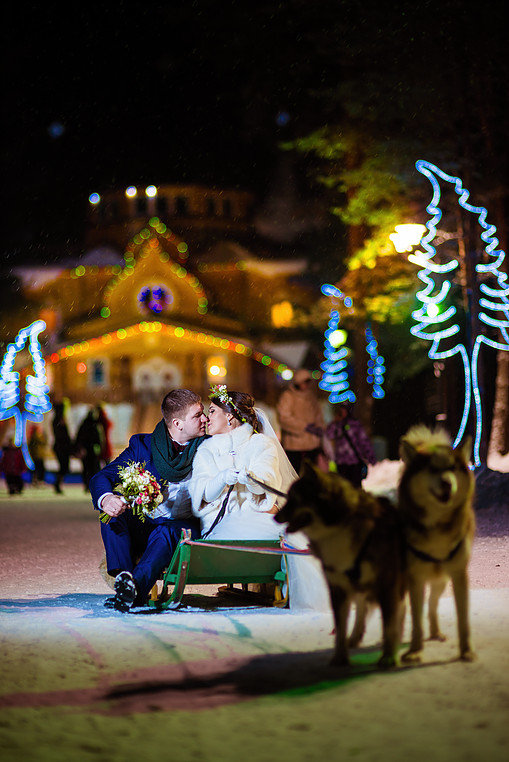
450,568,476,661
329,585,350,667
402,578,425,662
378,591,402,669
348,594,368,648
428,577,447,641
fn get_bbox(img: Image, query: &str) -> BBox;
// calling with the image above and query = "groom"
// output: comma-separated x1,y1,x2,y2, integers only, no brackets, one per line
90,389,209,612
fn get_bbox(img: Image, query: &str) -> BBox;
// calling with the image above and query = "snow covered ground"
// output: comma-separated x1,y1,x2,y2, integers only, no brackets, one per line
0,458,507,762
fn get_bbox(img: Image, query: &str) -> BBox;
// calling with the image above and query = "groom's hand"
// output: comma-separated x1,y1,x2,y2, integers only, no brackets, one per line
101,494,127,518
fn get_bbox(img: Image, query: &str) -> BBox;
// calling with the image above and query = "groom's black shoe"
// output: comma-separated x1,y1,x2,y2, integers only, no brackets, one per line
103,571,138,612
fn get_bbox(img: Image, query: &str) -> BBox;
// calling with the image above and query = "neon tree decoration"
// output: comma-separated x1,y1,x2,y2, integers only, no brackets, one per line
138,285,173,315
319,284,356,404
0,320,52,469
365,323,385,398
411,160,509,466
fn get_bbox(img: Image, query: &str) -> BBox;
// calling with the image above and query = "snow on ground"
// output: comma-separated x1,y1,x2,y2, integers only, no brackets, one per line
0,462,508,762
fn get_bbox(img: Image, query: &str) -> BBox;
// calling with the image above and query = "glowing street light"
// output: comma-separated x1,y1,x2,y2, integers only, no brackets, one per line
125,186,137,198
390,224,426,253
145,185,157,198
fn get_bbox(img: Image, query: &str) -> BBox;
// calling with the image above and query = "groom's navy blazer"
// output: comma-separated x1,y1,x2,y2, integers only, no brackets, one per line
90,432,200,598
90,433,163,514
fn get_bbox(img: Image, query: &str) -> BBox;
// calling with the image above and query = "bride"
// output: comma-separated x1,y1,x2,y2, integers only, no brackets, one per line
189,385,330,611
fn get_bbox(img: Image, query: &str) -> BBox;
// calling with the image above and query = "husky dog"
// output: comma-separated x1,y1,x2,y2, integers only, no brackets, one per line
274,463,406,668
398,425,476,663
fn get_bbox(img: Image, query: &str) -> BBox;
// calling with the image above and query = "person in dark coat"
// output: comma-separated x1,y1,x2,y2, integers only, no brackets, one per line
52,401,72,494
75,408,103,492
96,403,113,466
28,424,47,485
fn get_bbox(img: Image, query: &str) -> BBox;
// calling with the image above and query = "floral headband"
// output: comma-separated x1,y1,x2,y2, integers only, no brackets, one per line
209,384,247,423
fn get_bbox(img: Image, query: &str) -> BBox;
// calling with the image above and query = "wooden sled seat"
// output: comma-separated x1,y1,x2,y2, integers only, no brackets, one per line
148,532,289,611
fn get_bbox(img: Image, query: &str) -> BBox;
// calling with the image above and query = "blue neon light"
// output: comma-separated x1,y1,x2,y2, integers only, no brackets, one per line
365,323,385,398
319,284,356,404
413,160,509,466
0,321,52,470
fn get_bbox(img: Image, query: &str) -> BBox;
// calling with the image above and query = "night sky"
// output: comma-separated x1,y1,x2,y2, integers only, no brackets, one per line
4,1,508,262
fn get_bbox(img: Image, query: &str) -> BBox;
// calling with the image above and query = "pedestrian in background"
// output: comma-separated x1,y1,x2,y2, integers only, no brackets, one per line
276,368,324,473
95,403,113,466
74,407,102,492
52,400,72,494
28,424,47,485
308,402,376,487
0,437,26,495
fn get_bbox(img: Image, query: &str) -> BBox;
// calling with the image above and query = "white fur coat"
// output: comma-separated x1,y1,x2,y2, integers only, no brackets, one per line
189,423,283,539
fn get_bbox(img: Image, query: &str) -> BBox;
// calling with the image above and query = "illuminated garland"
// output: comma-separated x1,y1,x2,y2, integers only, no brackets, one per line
45,321,290,376
71,218,208,315
319,284,356,404
0,321,52,469
412,160,509,466
365,323,385,398
102,222,208,315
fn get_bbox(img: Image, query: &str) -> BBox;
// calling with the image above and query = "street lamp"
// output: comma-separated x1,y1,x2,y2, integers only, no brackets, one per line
389,224,427,253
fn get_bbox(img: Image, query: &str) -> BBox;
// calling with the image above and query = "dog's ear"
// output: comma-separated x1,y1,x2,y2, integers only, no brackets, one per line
399,438,417,464
457,435,472,464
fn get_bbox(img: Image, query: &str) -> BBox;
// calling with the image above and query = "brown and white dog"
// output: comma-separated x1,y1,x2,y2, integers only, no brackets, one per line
398,425,476,662
274,463,406,668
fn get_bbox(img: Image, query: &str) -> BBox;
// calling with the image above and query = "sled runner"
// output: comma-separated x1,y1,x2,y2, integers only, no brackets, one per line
148,531,290,610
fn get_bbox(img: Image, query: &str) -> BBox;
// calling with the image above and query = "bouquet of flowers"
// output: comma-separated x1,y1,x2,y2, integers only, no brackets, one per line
99,461,165,523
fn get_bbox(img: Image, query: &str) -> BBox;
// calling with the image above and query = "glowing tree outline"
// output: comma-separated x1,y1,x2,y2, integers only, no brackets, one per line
0,320,52,469
319,284,356,404
365,322,385,399
411,160,509,466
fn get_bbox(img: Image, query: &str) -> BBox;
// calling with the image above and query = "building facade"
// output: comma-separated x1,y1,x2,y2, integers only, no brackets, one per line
7,183,317,448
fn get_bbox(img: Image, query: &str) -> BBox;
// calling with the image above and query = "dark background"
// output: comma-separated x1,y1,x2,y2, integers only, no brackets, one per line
3,1,508,263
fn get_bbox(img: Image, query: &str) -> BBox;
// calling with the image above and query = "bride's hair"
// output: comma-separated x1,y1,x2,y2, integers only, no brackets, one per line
210,390,261,431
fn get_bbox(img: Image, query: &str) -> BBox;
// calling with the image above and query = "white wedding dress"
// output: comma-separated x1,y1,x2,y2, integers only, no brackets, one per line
189,419,330,612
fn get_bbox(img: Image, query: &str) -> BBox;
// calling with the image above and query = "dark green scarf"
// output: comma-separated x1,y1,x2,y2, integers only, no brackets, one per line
150,419,208,483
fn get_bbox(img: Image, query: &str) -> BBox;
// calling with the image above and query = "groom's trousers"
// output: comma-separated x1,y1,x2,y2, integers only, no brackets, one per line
101,512,200,602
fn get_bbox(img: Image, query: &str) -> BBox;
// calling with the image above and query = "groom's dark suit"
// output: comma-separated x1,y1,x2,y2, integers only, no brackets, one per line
90,431,201,604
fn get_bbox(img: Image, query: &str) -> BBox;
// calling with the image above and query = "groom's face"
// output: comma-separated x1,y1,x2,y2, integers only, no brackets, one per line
178,402,208,441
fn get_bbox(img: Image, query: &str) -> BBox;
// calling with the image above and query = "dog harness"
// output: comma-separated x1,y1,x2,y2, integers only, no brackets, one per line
406,537,464,564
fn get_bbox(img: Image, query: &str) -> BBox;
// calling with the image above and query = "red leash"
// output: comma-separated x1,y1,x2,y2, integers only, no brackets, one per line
181,537,312,556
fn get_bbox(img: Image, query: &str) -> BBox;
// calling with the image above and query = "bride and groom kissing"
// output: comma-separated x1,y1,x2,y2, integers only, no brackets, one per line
90,386,329,613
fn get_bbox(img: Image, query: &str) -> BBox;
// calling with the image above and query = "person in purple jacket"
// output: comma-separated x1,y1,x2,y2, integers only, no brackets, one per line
90,389,208,612
307,402,376,488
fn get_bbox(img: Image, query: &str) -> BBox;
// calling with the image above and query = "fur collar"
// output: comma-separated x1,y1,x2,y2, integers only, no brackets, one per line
207,422,255,454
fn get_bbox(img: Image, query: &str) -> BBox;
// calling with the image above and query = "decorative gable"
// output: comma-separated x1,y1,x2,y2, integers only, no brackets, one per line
103,219,208,322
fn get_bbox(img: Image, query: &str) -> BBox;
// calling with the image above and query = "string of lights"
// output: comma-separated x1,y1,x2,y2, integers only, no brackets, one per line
0,320,51,469
45,320,290,376
365,323,385,399
319,284,356,404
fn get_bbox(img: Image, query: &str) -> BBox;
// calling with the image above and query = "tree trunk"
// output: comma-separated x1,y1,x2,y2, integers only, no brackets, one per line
488,350,509,457
352,325,373,434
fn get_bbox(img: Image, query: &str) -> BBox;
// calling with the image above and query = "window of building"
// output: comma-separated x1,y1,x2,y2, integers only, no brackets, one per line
136,197,148,215
206,198,216,216
222,198,232,218
271,301,294,328
89,358,109,388
175,196,188,216
156,196,167,215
